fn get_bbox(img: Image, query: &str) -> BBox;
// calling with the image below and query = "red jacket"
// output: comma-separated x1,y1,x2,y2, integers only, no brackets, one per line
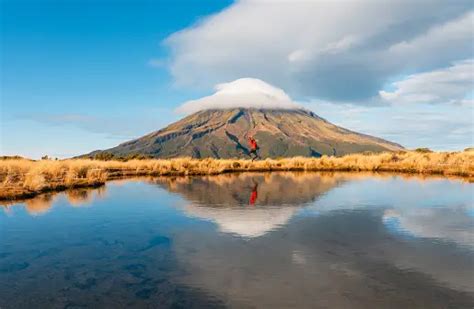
249,185,258,205
249,138,257,150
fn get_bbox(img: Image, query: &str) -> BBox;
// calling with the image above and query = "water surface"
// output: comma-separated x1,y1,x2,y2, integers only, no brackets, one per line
1,172,473,308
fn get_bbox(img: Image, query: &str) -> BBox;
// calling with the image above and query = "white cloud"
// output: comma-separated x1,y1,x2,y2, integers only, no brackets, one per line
305,100,473,151
176,78,301,114
158,1,474,150
387,12,474,68
165,0,473,102
380,60,474,105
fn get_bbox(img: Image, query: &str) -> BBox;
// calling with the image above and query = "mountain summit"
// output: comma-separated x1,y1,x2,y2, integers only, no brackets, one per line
87,108,403,159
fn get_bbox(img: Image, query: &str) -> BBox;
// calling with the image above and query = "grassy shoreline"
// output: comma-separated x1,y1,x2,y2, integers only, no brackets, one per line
1,150,472,200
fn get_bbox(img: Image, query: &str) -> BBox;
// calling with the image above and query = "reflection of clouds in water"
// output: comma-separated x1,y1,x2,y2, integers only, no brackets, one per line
182,205,299,238
301,176,472,219
382,209,408,235
383,207,474,249
302,176,473,250
291,250,307,265
174,207,474,308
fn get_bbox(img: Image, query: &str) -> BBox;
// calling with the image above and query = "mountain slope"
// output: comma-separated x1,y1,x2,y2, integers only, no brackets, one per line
88,108,403,158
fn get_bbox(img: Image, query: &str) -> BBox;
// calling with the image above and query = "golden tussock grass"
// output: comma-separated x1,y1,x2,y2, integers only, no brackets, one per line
1,150,472,200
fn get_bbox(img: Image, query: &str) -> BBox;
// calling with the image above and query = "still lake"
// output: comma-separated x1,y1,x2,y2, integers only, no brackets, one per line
1,172,473,308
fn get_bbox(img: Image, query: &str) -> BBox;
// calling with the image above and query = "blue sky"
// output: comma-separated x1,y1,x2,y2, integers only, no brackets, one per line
1,0,473,158
1,0,231,158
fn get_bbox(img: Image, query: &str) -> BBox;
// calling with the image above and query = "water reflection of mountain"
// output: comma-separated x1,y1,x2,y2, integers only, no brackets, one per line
152,172,347,237
153,172,347,206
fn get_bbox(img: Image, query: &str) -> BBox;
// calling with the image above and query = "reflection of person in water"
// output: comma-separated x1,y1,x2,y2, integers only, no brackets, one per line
249,182,258,205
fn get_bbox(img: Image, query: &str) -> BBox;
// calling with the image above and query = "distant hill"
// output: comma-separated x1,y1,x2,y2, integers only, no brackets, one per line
86,108,403,159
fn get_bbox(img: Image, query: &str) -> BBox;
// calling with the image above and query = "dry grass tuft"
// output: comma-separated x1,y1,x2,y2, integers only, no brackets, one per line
1,150,472,200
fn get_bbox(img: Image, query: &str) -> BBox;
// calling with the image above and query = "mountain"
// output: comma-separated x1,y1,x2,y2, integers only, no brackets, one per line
87,108,403,159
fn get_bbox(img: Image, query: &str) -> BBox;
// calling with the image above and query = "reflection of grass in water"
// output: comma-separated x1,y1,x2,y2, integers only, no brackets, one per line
0,149,473,200
1,186,107,215
67,189,94,206
25,194,55,215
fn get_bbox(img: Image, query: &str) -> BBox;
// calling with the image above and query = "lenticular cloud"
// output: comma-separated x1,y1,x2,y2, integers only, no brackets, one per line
176,78,302,114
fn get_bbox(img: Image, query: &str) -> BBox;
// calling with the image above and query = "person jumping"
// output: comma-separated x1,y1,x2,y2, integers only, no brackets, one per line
248,135,261,161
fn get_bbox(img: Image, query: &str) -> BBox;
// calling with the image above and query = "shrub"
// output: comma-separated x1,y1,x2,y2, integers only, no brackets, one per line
414,148,432,153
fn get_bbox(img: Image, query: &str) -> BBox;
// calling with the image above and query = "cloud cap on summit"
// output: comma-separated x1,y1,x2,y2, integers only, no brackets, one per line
177,78,302,114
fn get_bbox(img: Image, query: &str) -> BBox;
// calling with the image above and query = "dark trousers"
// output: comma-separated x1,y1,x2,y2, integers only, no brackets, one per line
249,148,260,161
